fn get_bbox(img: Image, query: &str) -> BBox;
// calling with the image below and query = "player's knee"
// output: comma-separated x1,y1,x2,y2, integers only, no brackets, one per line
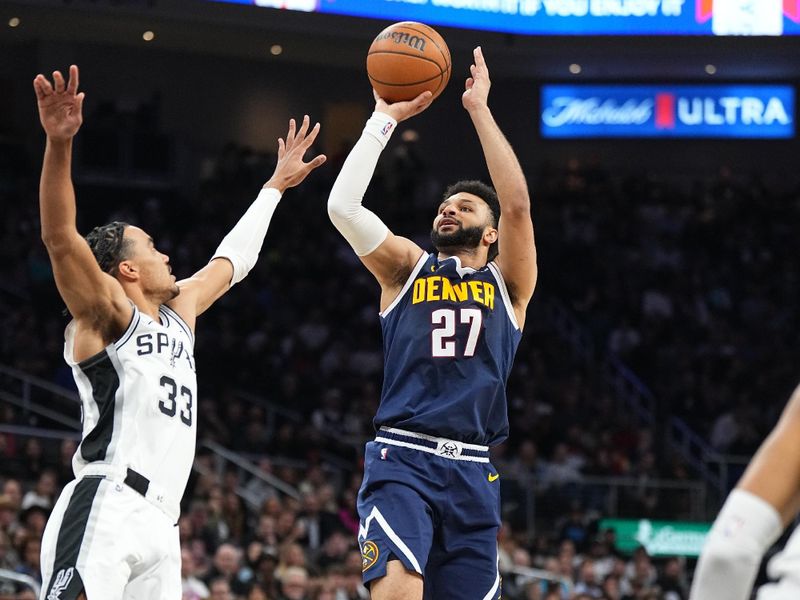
370,561,423,600
372,587,421,600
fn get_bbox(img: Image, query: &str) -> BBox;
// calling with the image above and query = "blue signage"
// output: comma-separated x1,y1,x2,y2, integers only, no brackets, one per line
540,84,795,138
215,1,800,36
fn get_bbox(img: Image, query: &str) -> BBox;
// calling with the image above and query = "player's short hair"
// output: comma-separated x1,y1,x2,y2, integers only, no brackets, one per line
85,221,133,275
442,180,501,261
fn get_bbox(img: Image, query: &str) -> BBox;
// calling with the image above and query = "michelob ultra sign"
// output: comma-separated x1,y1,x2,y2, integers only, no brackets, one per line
541,84,795,138
599,518,711,556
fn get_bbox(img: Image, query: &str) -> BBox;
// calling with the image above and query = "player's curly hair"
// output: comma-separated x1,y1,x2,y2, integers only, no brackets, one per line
442,180,501,261
85,221,132,275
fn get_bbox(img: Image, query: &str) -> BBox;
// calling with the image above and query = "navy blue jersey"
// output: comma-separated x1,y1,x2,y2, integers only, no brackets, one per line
376,253,523,446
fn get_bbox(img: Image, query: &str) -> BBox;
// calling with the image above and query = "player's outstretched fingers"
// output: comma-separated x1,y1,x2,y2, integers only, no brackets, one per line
286,118,297,148
67,64,80,95
301,122,321,150
33,75,54,99
474,46,487,67
307,154,327,171
296,114,310,139
411,91,433,116
53,70,66,94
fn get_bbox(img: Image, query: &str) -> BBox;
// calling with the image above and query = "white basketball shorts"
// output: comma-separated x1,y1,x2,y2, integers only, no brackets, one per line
39,474,180,600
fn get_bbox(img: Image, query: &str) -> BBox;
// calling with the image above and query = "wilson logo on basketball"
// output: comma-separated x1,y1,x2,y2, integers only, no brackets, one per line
361,540,379,572
373,30,426,53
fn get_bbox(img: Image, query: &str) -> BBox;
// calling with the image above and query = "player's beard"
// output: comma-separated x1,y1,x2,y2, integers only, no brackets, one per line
430,223,484,254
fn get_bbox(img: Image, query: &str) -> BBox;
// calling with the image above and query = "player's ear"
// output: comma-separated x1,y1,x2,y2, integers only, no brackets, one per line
117,260,138,282
484,227,498,245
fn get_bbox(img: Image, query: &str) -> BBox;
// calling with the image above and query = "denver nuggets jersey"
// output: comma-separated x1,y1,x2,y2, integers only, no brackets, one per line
377,253,523,446
64,303,197,503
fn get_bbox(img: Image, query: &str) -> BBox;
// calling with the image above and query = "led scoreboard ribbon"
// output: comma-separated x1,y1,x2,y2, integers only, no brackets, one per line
216,0,800,36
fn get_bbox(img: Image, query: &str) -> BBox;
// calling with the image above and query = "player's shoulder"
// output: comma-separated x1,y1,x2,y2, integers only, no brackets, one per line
164,296,196,335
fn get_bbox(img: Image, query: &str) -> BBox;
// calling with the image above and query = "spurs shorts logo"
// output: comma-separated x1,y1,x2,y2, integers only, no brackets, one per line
48,567,74,600
361,540,379,572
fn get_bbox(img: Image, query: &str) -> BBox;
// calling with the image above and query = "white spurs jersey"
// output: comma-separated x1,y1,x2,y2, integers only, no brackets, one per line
64,303,197,504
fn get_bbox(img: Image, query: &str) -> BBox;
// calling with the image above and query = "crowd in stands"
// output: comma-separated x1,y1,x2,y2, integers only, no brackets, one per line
535,159,800,453
0,464,693,599
4,115,799,598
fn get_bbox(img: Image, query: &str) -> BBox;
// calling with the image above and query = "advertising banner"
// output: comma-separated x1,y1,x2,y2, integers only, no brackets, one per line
599,518,711,556
540,84,795,138
216,0,800,36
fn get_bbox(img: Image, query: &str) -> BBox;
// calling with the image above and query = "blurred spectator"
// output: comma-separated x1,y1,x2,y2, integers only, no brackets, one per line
206,543,250,596
182,546,210,600
20,469,57,511
277,566,310,600
14,535,41,582
208,577,233,600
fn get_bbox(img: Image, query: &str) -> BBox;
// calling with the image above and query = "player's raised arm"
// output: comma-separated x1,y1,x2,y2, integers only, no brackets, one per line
463,47,537,327
170,115,327,326
327,91,432,304
34,66,132,333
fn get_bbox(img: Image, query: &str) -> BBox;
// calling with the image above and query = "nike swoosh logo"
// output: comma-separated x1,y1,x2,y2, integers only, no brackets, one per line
488,473,499,482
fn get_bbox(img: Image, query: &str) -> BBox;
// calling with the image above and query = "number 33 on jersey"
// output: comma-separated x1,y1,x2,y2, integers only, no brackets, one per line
375,253,522,446
64,303,198,504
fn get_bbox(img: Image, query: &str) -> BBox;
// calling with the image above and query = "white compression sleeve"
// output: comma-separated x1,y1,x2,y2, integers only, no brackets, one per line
690,489,782,600
327,112,396,256
211,187,282,287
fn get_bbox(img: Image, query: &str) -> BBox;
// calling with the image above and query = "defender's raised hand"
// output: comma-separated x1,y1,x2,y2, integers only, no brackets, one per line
266,115,327,193
462,47,491,113
33,65,85,141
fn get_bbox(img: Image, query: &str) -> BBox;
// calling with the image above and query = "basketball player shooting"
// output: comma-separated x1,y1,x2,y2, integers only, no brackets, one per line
33,65,325,600
327,47,537,600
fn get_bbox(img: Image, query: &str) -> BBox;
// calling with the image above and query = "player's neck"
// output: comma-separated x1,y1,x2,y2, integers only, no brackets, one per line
123,286,163,323
436,248,488,270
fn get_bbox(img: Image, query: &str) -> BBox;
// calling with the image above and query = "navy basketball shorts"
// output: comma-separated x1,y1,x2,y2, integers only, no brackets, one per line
357,428,502,600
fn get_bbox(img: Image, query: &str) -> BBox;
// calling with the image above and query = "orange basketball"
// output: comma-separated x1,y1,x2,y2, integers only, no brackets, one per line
367,21,451,103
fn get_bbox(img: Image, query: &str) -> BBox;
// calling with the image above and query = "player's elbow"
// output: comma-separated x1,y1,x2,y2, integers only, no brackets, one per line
699,539,761,578
503,203,531,221
327,193,354,225
41,229,76,256
500,190,531,218
41,227,62,248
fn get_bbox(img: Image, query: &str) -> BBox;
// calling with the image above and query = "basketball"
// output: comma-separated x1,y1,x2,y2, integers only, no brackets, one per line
367,21,451,103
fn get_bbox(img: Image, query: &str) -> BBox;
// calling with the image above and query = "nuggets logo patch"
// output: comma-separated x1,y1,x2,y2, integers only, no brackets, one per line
361,540,379,572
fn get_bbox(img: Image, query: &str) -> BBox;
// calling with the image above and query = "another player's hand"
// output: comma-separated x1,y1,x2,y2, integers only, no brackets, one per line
373,89,433,123
33,65,85,142
265,115,327,193
462,47,491,114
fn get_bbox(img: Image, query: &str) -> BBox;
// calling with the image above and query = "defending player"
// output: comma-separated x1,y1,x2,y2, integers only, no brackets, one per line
33,65,325,600
327,47,537,600
690,383,800,599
